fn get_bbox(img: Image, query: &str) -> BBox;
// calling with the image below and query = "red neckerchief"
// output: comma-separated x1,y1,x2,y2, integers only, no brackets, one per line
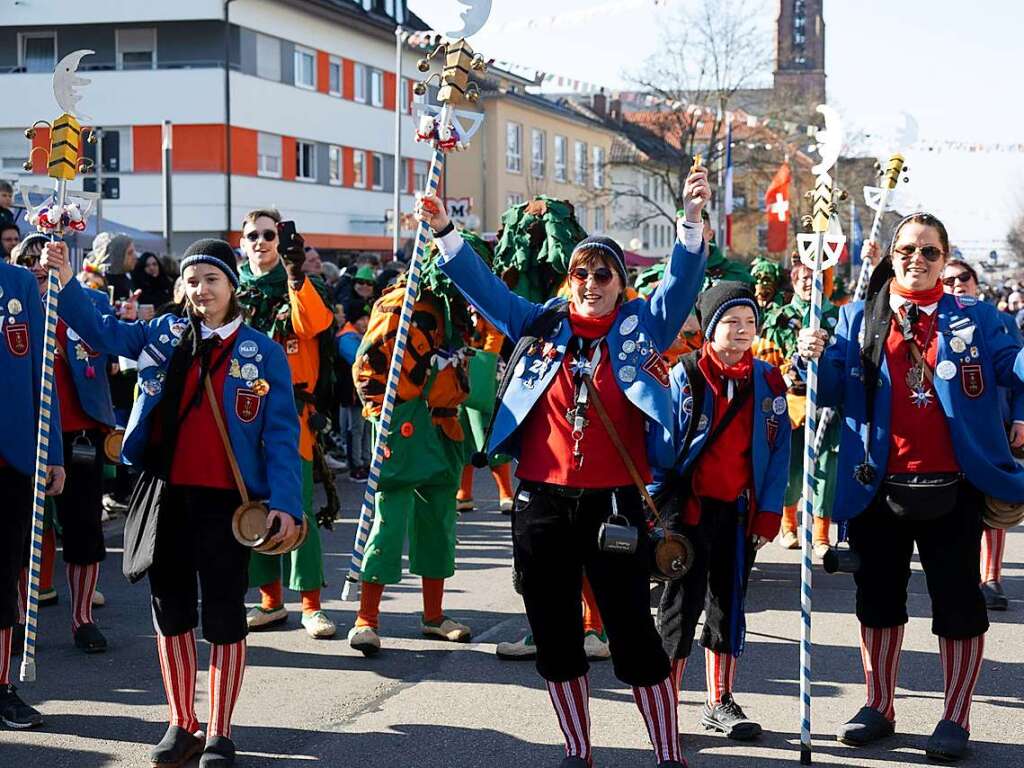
890,278,944,306
700,341,753,395
569,304,617,340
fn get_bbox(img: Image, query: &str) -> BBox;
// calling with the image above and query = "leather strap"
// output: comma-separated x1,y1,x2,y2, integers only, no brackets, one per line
203,375,250,504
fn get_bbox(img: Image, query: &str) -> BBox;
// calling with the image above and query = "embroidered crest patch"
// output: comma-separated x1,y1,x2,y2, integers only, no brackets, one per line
641,351,670,387
4,322,28,357
235,388,261,422
961,364,984,399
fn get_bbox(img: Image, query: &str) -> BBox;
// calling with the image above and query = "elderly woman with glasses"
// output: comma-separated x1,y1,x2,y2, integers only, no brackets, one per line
797,212,1024,761
414,164,709,768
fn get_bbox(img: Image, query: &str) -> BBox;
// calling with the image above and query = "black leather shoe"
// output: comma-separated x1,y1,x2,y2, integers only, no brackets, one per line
657,761,689,768
73,622,108,653
836,706,895,746
200,735,236,767
0,684,43,729
982,581,1009,611
701,694,762,740
926,719,970,762
150,725,204,766
558,757,590,767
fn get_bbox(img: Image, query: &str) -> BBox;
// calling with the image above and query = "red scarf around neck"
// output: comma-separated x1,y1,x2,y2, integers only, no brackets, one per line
569,304,617,340
702,341,753,381
890,278,944,306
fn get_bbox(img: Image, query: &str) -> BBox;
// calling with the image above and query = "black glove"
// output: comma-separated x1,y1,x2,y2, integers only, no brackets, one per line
283,233,306,287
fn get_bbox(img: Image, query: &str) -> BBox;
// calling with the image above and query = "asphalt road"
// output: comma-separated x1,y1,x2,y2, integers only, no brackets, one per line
2,473,1021,767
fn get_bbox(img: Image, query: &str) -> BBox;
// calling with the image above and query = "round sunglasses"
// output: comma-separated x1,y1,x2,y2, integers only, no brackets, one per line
942,271,974,287
244,229,277,243
570,266,615,286
893,244,944,262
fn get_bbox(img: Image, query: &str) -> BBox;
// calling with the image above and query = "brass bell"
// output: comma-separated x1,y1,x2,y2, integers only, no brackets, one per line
467,90,480,103
470,54,486,71
801,215,813,228
22,160,33,171
838,189,849,201
417,58,430,72
413,81,427,96
24,127,36,139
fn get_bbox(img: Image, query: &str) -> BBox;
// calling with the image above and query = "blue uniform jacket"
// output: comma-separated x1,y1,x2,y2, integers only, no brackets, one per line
651,358,792,516
818,292,1024,521
337,329,361,365
439,236,706,466
60,286,117,429
0,261,63,474
56,278,303,521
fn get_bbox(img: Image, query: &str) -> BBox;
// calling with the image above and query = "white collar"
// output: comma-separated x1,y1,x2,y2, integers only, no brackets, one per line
200,316,243,340
889,292,938,316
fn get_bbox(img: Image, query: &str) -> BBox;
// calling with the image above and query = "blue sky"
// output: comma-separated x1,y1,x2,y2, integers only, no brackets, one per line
409,0,1024,259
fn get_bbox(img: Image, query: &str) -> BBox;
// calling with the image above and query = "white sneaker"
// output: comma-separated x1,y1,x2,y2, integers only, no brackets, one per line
246,605,288,630
348,625,381,656
499,498,514,513
584,630,611,660
421,616,471,643
324,454,348,471
496,633,537,660
301,610,336,639
91,589,105,608
456,498,475,512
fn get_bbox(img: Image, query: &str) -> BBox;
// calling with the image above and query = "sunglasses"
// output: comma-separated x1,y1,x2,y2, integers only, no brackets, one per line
942,272,974,287
354,279,374,287
244,229,277,243
570,266,615,286
893,244,944,262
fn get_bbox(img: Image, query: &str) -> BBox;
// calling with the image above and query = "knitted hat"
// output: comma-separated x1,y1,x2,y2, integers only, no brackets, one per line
344,298,371,324
180,238,240,289
570,235,627,283
696,280,760,339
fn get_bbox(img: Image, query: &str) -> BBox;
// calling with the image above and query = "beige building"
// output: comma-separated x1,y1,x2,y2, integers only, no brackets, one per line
445,84,617,235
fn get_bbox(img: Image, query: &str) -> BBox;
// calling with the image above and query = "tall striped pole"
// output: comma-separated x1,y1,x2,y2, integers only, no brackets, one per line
342,113,450,600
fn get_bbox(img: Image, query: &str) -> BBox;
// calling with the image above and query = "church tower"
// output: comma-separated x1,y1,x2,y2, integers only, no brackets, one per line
773,0,826,108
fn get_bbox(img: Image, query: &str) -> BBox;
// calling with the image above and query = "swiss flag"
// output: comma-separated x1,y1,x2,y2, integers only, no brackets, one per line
765,163,791,254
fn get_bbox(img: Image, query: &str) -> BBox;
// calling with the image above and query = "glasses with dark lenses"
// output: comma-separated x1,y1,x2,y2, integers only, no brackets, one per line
354,279,373,287
571,266,614,286
894,244,943,262
245,229,277,243
942,272,974,287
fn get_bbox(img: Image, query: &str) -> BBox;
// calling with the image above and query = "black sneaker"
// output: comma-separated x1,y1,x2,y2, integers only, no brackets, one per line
657,762,689,768
982,581,1009,611
836,706,895,746
0,684,43,729
73,622,108,654
200,735,236,767
558,757,590,767
926,719,970,762
700,694,762,740
150,724,204,765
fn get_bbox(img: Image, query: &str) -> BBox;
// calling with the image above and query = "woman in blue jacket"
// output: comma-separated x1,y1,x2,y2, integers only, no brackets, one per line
43,238,302,768
414,164,708,768
797,213,1024,762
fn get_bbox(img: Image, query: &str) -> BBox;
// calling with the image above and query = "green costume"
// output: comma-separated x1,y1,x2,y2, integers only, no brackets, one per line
760,295,841,515
701,243,754,292
749,256,785,311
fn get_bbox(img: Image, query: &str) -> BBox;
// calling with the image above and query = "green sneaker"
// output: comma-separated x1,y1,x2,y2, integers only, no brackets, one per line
496,633,536,660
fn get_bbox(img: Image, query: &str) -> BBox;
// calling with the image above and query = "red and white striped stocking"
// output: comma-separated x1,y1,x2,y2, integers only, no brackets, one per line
981,527,1005,584
156,631,199,733
208,640,247,738
859,624,905,721
546,675,592,766
939,634,984,731
705,649,738,706
66,563,98,633
0,627,12,686
632,676,683,764
671,657,687,700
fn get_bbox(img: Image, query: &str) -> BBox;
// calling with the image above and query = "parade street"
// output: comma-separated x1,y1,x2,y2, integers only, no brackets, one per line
0,476,1020,768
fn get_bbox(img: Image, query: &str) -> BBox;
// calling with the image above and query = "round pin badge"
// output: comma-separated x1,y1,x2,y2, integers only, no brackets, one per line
159,334,170,344
618,365,637,384
682,397,693,415
241,363,259,380
66,327,80,341
619,315,639,336
762,397,773,414
618,352,627,361
936,360,957,380
142,379,162,396
772,396,787,416
949,337,966,354
7,299,22,315
622,339,636,354
238,340,259,359
170,322,186,338
697,414,709,431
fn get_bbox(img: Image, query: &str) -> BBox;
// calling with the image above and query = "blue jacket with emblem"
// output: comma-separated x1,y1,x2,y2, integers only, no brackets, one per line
651,356,792,516
55,278,303,521
60,286,117,429
439,235,706,467
816,289,1024,521
0,261,63,474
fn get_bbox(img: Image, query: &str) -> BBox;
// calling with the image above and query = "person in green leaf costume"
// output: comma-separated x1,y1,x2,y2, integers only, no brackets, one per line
749,256,785,311
700,210,753,291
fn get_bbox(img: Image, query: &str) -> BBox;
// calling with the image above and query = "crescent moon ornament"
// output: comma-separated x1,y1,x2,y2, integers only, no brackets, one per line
811,104,842,176
447,0,492,38
53,49,94,119
895,111,919,149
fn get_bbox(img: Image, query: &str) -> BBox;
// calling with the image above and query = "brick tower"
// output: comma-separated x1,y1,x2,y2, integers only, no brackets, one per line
773,0,826,108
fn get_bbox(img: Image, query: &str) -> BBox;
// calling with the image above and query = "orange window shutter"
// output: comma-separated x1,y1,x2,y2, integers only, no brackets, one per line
132,125,162,172
342,59,355,100
383,72,396,110
342,147,354,187
282,136,296,180
317,51,329,94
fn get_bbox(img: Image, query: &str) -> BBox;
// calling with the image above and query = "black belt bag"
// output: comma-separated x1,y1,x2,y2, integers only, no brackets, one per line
883,472,961,521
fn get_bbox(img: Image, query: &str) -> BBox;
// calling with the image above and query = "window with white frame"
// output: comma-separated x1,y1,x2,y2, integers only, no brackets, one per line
592,146,605,188
507,192,525,208
328,57,341,95
294,46,316,89
574,140,587,185
371,153,383,189
354,63,367,102
257,132,282,177
642,223,650,249
531,129,546,178
413,160,428,191
116,28,156,70
654,224,662,249
554,135,567,182
594,206,605,232
255,33,281,81
371,69,384,107
506,122,522,173
353,150,366,188
577,203,588,229
296,140,316,180
19,32,56,73
400,77,410,113
329,146,342,185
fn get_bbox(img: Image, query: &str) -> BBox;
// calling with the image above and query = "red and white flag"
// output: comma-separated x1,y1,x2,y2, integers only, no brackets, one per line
765,163,791,254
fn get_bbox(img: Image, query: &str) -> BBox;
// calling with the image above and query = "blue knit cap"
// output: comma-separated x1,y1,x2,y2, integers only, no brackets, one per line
570,235,628,282
697,280,761,339
180,238,240,289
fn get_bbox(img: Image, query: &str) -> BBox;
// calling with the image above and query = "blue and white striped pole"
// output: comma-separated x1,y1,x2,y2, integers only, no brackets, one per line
341,104,453,601
20,179,68,682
